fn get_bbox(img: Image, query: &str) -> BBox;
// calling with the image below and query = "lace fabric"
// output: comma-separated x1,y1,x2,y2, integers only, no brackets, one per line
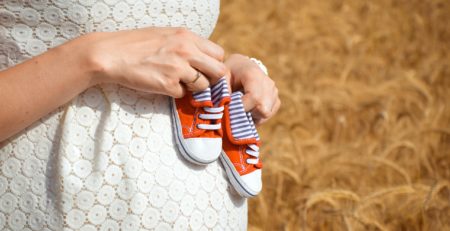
0,1,248,230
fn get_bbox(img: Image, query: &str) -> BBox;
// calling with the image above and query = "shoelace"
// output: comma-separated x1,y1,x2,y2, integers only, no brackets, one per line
229,92,261,166
246,144,260,164
192,78,229,131
197,106,223,130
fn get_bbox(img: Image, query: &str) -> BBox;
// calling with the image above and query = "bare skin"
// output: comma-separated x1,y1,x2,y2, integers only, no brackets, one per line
0,27,280,142
0,27,225,141
225,54,281,125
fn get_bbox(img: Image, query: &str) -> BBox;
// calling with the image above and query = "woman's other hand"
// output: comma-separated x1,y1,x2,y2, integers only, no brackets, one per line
225,54,280,125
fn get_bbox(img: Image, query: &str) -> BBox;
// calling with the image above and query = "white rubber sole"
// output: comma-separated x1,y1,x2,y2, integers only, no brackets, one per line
170,98,217,165
219,151,258,198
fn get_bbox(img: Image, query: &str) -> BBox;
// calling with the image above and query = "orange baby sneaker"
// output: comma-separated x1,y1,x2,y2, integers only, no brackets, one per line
220,91,262,198
171,77,230,165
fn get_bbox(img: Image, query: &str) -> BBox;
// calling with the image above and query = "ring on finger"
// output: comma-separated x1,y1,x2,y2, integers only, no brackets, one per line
190,71,201,84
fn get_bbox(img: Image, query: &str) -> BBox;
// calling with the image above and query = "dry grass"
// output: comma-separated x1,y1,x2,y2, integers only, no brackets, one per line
211,0,450,230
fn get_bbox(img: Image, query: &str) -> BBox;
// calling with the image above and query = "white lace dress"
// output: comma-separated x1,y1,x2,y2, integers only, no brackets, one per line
0,1,248,230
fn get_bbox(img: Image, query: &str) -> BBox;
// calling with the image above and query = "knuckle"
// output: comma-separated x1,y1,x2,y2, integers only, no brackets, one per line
253,97,272,118
174,27,191,37
166,58,186,75
258,106,271,118
274,86,279,95
152,78,167,94
215,46,225,61
172,90,185,98
167,55,182,65
174,43,193,57
248,92,259,104
164,77,179,90
170,65,183,76
161,81,171,91
216,64,229,78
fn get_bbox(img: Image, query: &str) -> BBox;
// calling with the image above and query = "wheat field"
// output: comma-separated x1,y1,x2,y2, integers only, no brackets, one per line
211,0,450,230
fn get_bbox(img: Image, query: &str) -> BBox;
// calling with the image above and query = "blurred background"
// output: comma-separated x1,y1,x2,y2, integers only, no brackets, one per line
212,0,450,230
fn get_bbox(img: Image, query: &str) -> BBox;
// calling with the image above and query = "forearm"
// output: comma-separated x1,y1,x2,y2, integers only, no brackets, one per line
0,35,98,141
0,27,229,142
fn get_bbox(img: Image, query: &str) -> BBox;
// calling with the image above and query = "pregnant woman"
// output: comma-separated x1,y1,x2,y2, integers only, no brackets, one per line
0,0,280,230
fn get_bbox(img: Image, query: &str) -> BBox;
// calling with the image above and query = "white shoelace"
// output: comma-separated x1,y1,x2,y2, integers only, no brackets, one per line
246,144,260,164
197,106,224,130
192,78,229,131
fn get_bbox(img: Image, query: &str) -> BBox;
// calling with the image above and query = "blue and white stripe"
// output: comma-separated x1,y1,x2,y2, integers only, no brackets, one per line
247,112,260,141
192,77,230,104
229,91,259,140
193,87,211,102
211,78,230,106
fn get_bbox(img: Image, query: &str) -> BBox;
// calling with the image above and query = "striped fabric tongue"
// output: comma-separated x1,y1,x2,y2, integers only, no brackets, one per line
247,111,260,141
192,77,229,104
229,91,259,141
192,87,212,102
211,78,230,106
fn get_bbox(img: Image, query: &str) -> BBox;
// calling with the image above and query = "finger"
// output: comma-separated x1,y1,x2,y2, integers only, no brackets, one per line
193,37,225,62
241,93,257,112
242,91,274,114
169,27,224,61
263,90,277,114
252,104,272,121
254,97,280,124
188,52,228,84
270,98,281,116
270,87,279,111
254,118,267,127
180,68,210,92
250,93,274,119
167,83,187,98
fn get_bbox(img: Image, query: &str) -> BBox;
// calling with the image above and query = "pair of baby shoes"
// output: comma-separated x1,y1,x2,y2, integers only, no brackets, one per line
171,78,263,198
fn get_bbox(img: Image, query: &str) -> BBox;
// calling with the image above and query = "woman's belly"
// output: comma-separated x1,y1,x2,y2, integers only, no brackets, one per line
0,84,247,230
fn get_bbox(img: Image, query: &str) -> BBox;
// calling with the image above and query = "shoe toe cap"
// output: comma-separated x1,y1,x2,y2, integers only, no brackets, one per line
241,169,262,195
184,138,222,163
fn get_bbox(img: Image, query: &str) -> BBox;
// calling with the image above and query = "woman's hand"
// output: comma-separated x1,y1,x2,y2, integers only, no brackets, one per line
0,27,227,141
83,27,227,97
225,54,280,125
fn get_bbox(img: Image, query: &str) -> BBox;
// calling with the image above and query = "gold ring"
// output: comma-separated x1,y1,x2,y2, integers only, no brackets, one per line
190,71,201,84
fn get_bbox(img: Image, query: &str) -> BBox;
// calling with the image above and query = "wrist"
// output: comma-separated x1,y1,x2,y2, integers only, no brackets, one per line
62,32,110,87
249,57,268,76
